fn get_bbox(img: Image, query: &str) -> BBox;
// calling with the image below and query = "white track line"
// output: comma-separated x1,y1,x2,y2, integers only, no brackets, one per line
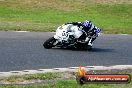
0,65,132,77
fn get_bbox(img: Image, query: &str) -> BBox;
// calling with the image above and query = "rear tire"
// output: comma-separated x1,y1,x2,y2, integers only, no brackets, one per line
43,37,56,49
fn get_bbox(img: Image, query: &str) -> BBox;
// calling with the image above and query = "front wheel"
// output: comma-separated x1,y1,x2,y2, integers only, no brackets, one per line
43,37,56,49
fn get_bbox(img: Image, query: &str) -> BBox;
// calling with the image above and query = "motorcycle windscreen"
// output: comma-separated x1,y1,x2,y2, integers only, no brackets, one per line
70,26,83,38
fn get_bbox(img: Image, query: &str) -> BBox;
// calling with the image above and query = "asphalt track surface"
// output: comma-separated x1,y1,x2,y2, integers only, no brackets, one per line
0,31,132,72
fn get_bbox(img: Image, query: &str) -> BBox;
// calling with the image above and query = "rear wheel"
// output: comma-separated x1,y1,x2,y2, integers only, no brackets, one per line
43,37,56,49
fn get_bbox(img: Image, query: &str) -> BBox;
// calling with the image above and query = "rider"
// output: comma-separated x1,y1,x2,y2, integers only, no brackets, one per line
65,20,101,47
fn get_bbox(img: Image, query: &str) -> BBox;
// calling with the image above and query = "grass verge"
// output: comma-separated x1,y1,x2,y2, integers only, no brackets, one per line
0,80,132,88
0,0,131,34
0,72,131,88
0,72,62,84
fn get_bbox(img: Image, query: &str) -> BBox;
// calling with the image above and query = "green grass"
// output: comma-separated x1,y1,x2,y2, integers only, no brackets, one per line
0,72,131,88
24,72,61,80
0,80,131,88
0,72,61,84
0,0,132,34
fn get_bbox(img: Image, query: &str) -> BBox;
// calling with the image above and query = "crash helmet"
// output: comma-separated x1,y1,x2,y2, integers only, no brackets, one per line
82,20,92,28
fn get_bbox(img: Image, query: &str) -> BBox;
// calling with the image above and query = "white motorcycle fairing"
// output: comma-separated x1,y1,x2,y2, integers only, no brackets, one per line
54,24,83,43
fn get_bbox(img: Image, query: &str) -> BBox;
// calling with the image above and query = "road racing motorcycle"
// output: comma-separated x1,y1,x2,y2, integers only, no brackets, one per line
43,24,94,50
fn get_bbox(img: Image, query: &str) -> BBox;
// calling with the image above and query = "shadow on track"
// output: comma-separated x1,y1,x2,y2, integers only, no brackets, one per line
91,48,115,53
51,47,115,53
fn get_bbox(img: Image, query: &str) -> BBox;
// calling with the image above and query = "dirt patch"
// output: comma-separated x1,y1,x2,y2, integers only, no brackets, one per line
1,0,131,11
0,0,86,11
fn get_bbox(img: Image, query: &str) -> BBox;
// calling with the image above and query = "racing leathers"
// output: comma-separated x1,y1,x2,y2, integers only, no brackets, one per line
65,20,101,47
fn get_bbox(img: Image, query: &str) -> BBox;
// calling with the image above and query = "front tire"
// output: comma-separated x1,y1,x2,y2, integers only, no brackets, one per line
43,37,56,49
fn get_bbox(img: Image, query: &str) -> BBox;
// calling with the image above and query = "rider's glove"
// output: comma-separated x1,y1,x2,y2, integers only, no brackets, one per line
95,28,101,37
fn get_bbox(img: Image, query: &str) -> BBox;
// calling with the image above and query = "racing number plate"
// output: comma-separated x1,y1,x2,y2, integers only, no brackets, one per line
62,32,68,37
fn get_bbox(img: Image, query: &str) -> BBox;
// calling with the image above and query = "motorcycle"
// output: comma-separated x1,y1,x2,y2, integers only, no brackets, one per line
43,24,93,50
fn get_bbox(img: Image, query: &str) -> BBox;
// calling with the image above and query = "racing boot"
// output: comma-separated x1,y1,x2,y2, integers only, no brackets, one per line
87,37,96,50
88,37,96,46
